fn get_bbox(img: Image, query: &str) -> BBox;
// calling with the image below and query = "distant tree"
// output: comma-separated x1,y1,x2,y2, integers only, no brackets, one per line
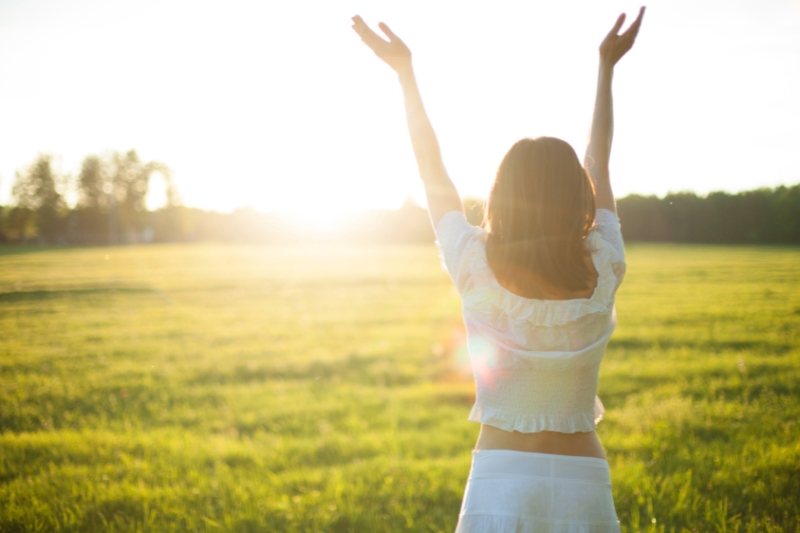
10,155,67,243
1,206,36,242
770,185,800,243
386,198,434,243
109,150,151,242
616,194,669,241
73,155,108,243
616,184,800,244
77,156,107,210
73,150,173,244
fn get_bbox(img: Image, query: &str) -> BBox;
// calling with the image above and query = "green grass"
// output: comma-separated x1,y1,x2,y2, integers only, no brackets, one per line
1,242,799,532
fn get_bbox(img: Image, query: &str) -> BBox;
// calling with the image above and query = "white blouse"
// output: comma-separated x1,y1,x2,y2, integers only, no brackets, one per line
435,208,626,433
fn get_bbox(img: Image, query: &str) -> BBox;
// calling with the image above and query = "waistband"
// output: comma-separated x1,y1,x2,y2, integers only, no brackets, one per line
470,449,611,485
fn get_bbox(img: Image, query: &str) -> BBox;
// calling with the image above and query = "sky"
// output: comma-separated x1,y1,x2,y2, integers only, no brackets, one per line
0,0,798,217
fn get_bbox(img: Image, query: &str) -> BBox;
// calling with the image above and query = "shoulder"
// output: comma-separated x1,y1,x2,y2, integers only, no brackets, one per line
434,211,487,289
587,208,626,289
594,208,620,229
435,210,477,234
588,209,624,261
434,211,486,248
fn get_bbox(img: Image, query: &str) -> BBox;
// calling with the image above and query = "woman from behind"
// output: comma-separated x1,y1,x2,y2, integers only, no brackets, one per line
353,8,644,532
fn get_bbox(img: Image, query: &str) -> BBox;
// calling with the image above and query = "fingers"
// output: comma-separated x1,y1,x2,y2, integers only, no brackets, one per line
608,13,626,36
378,22,400,42
623,6,645,39
351,15,374,40
351,15,388,49
634,6,646,26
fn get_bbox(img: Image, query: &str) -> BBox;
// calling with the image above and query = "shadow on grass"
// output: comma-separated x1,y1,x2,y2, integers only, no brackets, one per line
0,244,82,257
0,287,154,303
188,353,421,388
608,337,793,354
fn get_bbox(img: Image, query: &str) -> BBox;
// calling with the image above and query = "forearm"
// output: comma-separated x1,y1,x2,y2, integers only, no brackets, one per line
585,64,616,212
397,67,462,220
588,65,614,167
398,68,446,183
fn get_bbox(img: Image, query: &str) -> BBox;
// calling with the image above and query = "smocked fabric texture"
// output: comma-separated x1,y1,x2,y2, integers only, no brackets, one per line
456,450,621,533
435,209,626,433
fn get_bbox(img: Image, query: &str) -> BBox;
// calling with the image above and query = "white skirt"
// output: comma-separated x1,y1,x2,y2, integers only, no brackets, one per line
456,450,621,533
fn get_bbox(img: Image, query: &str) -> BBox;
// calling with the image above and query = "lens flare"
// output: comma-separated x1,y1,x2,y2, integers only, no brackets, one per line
468,335,499,388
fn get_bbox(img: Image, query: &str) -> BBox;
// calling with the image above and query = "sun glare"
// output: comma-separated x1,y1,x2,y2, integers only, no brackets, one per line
145,171,169,211
280,207,348,232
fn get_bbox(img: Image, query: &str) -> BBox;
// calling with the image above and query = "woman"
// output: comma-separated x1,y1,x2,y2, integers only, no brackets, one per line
353,8,644,532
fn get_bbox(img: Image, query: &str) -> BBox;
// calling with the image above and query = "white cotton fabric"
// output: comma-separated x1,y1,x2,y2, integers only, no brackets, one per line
456,450,621,533
434,208,626,433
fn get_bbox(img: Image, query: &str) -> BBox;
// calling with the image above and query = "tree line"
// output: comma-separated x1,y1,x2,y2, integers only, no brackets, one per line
1,151,178,245
1,152,798,245
615,186,800,244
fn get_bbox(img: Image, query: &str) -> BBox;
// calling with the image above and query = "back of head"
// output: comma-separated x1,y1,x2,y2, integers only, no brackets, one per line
485,137,597,298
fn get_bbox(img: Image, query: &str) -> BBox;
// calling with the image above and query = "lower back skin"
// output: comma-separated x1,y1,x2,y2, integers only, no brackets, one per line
476,425,607,459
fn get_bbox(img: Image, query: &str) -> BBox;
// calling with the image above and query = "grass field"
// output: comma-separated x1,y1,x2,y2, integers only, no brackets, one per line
1,242,799,532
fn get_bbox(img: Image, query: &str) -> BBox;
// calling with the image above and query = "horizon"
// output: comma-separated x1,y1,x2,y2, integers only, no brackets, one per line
5,178,796,218
84,178,800,217
1,0,799,216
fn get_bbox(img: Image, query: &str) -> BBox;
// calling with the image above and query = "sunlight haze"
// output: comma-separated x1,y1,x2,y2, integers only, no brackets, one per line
0,0,798,215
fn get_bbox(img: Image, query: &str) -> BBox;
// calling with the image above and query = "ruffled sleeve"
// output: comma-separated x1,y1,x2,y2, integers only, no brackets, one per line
593,209,626,290
434,211,485,291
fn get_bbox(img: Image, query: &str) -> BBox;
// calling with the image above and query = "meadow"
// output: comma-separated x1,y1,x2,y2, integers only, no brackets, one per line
1,242,799,532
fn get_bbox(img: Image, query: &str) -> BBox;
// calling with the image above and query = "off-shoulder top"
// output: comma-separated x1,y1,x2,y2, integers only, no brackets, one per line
434,208,626,433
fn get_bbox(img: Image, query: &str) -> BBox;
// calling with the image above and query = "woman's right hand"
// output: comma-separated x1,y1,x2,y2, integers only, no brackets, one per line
351,15,412,75
599,7,645,69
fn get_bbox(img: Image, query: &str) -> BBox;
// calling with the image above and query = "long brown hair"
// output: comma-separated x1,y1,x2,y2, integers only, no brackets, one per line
484,137,597,299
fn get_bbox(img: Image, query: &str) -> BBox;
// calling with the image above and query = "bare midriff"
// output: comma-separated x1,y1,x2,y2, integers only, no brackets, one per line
475,424,607,460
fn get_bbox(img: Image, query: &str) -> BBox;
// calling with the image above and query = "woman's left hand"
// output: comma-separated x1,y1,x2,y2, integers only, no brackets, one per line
351,16,412,75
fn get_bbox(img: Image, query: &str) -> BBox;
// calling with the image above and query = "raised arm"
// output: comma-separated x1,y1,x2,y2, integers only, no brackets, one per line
351,16,463,225
585,7,645,214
